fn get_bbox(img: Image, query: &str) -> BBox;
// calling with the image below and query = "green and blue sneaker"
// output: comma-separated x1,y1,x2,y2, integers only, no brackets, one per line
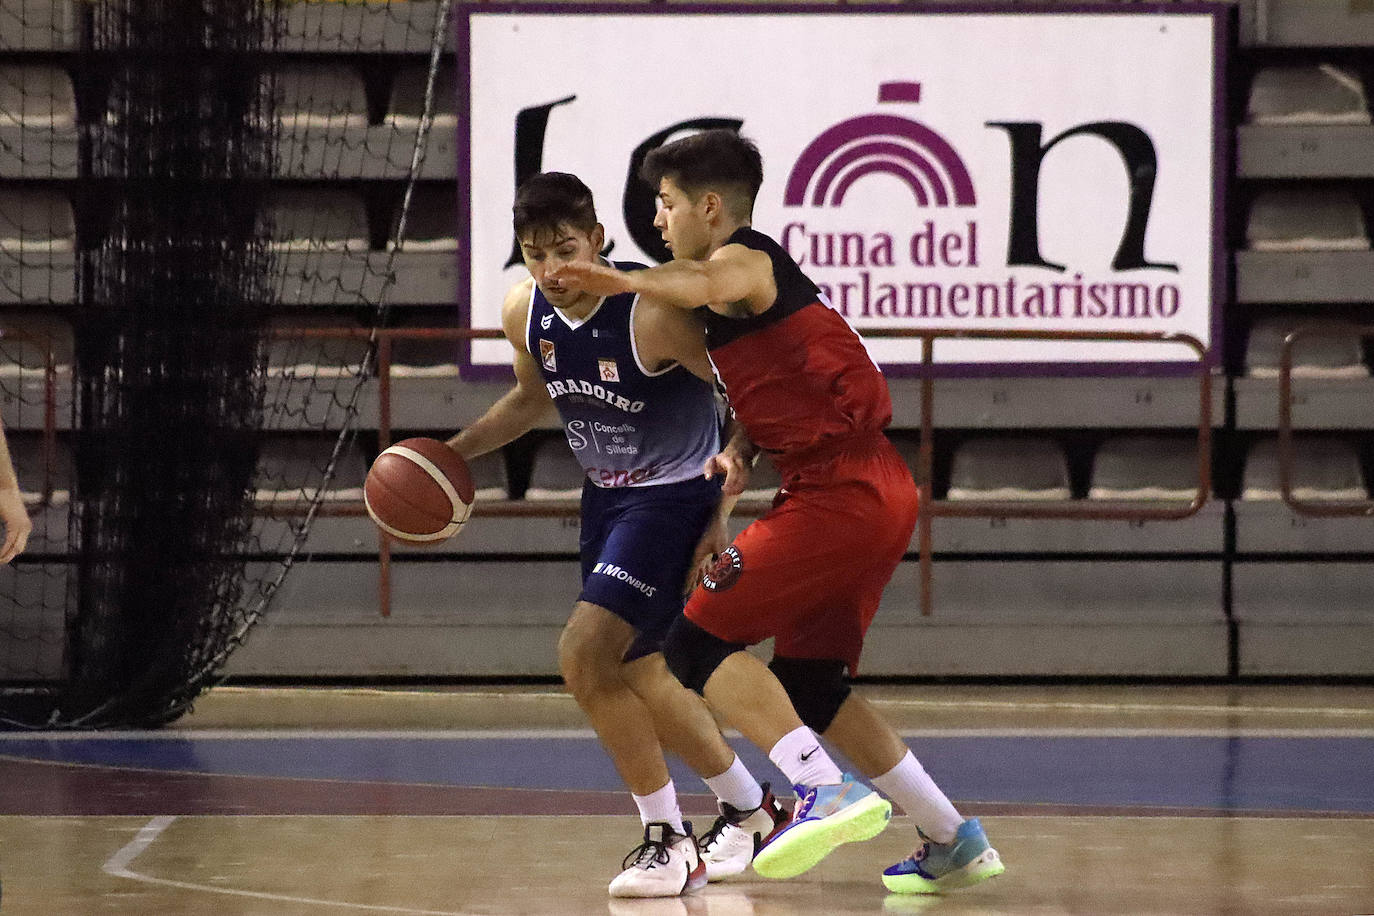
752,774,892,880
882,817,1005,894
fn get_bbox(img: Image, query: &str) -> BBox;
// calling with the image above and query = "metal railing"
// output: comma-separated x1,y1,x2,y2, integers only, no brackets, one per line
261,326,1215,617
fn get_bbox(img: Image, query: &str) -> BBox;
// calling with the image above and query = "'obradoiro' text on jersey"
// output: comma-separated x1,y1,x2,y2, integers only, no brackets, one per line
526,271,721,489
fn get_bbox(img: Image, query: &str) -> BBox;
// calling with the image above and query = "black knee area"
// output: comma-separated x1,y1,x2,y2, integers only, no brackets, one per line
662,616,746,695
769,656,852,733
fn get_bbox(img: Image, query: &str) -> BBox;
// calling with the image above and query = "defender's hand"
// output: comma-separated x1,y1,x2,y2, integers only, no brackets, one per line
685,514,728,596
704,450,751,498
547,261,634,298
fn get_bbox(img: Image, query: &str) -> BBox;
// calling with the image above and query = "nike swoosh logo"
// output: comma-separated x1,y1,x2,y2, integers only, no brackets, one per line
800,746,820,762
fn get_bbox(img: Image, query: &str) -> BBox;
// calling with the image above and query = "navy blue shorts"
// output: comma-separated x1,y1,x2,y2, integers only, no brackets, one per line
578,475,721,661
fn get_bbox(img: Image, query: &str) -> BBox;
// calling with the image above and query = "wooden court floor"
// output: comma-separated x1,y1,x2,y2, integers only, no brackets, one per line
0,684,1369,915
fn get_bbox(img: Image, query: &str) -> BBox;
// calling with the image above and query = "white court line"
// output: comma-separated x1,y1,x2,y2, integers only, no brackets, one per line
10,726,1374,740
207,686,1374,719
102,816,476,915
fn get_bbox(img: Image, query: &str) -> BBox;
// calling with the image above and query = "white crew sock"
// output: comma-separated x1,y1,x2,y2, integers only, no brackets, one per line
632,780,685,835
871,750,964,844
768,725,844,788
702,754,764,812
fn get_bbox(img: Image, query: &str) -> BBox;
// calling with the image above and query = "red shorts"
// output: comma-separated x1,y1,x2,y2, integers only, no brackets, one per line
684,434,918,674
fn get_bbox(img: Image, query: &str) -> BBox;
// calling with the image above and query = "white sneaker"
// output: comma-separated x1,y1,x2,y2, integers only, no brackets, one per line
608,822,707,898
698,784,791,881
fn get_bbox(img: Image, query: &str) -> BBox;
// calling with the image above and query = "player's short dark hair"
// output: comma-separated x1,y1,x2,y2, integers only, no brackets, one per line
512,172,598,241
640,129,764,220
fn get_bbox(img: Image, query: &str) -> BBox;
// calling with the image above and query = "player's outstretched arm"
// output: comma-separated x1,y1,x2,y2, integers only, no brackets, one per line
552,244,775,314
0,416,31,564
446,281,555,461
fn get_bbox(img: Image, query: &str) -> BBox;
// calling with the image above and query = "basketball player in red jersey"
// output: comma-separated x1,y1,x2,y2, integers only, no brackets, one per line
550,130,1004,894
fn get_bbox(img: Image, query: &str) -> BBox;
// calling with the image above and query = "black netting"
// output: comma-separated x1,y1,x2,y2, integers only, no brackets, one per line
0,0,453,726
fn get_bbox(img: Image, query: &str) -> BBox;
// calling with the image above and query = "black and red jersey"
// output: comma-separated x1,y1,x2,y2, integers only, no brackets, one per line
701,227,893,475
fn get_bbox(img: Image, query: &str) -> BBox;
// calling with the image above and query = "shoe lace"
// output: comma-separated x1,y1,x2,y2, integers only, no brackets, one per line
621,835,673,871
698,814,731,851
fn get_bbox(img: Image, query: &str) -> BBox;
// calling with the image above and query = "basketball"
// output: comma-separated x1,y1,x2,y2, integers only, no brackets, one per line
364,437,475,544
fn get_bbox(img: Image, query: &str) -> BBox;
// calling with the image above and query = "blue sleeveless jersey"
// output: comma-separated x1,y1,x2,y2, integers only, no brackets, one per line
525,269,722,488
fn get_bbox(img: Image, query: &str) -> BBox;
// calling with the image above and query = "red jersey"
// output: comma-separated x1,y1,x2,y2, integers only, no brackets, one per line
703,228,892,475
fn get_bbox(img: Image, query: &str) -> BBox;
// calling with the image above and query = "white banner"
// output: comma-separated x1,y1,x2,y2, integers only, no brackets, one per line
460,8,1224,375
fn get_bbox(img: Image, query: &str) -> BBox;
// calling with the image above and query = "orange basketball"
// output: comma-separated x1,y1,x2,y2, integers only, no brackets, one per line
364,437,475,544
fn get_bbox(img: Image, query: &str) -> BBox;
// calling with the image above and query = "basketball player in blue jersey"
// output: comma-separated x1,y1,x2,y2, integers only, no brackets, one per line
446,173,789,899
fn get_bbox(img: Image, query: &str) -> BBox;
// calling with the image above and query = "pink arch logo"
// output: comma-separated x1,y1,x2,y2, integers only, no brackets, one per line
784,82,976,208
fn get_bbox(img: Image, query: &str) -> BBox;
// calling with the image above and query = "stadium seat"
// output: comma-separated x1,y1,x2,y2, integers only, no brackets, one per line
387,184,457,251
264,188,371,252
255,434,367,507
1088,435,1201,501
0,63,76,128
1241,437,1367,501
946,437,1071,501
0,312,73,374
0,187,75,251
466,449,510,502
274,63,370,130
1247,64,1371,125
10,430,69,509
524,436,584,500
385,61,456,130
1246,188,1370,251
388,326,461,379
265,315,371,380
1243,320,1369,378
740,453,782,501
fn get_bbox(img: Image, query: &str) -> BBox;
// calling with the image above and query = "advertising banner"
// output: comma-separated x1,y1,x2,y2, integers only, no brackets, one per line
460,6,1226,376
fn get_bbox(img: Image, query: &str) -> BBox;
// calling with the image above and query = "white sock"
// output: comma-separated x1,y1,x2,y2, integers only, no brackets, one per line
768,725,844,788
632,780,685,835
871,750,964,844
702,754,764,812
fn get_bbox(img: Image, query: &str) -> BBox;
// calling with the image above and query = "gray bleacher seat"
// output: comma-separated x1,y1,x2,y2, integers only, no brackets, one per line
946,437,1071,501
388,185,457,252
255,435,367,507
274,63,370,130
385,61,456,130
1088,435,1200,501
0,187,75,250
1247,65,1371,125
466,449,509,502
265,315,371,380
1241,437,1367,501
1246,188,1370,251
264,189,371,252
1244,320,1368,378
0,313,73,372
0,64,76,128
11,430,69,509
524,437,584,500
740,453,783,501
389,326,461,379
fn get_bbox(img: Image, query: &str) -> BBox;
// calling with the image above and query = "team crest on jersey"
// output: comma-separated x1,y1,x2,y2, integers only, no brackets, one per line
539,339,556,372
598,358,620,383
540,312,553,330
702,545,743,592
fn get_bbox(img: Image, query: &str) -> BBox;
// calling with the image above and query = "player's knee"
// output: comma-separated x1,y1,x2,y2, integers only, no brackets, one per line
769,656,851,733
557,614,622,697
662,616,746,695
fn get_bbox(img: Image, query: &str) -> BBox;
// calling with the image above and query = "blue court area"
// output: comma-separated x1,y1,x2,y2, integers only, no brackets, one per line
4,731,1372,815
